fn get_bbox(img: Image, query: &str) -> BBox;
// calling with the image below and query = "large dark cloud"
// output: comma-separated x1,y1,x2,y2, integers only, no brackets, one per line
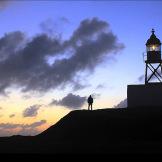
0,0,10,10
0,31,25,60
50,93,86,109
0,18,124,95
0,120,46,136
69,18,108,43
23,105,42,117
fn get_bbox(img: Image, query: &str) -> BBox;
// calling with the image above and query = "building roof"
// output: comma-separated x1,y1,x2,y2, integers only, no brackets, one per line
146,29,161,46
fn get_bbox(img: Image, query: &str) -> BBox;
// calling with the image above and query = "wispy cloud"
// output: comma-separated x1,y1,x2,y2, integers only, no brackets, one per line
0,120,47,136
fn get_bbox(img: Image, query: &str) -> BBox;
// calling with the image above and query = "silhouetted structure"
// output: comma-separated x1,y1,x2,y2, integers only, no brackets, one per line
128,29,162,107
145,29,162,83
87,95,93,110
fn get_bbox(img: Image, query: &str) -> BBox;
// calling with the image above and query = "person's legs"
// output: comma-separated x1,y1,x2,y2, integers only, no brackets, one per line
88,104,90,110
91,103,92,110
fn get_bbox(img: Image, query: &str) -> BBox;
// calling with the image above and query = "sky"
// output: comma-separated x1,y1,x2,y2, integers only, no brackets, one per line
0,0,162,137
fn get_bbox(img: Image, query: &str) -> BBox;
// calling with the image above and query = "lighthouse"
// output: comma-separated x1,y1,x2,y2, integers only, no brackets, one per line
127,29,162,108
145,29,162,84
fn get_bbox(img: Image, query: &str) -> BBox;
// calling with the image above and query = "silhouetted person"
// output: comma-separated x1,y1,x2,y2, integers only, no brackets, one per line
88,95,93,110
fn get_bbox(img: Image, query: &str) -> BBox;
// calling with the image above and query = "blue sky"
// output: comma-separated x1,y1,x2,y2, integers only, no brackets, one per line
0,0,162,105
0,0,162,136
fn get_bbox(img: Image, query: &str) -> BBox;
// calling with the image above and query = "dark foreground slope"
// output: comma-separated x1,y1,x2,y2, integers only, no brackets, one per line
1,107,162,153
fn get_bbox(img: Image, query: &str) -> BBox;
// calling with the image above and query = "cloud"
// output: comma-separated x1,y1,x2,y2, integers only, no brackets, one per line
0,123,20,129
9,114,15,118
0,31,25,60
91,93,101,99
23,105,42,117
26,120,46,128
59,17,70,24
138,73,160,83
138,75,145,82
113,98,127,108
40,17,70,36
138,66,162,83
70,18,108,43
72,82,89,91
22,95,32,100
40,18,59,37
17,127,41,136
0,120,47,136
50,93,86,109
0,0,10,10
96,84,105,90
0,18,124,95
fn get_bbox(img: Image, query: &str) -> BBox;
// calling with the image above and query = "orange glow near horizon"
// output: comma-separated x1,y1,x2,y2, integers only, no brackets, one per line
0,80,127,136
0,93,118,136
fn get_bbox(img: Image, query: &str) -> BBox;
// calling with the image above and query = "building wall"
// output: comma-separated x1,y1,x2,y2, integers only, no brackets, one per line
127,84,162,107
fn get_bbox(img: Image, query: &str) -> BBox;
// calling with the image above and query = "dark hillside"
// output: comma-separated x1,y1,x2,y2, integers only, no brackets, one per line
1,107,162,153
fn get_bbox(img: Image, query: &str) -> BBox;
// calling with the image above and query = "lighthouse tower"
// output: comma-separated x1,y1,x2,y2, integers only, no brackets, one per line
127,29,162,108
145,29,162,84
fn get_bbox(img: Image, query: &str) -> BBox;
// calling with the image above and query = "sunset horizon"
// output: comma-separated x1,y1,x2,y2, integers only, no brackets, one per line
0,0,162,137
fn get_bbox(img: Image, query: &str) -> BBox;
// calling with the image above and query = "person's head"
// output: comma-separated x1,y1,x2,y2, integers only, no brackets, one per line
89,95,92,98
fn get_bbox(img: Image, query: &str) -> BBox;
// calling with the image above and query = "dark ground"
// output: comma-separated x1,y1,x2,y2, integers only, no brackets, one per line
1,107,162,154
